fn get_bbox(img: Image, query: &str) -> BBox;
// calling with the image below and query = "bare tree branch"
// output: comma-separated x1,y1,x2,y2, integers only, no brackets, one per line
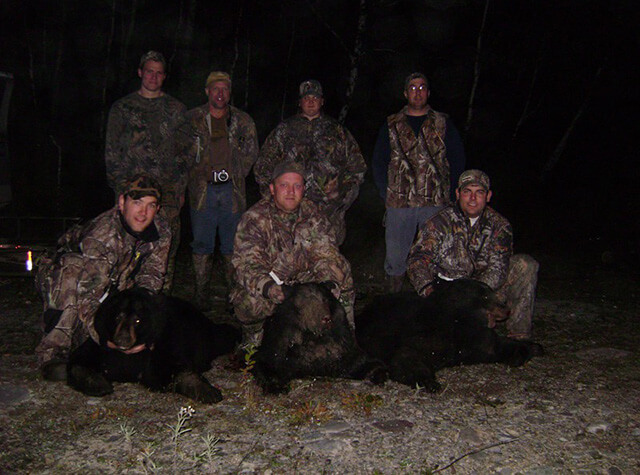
305,0,350,54
338,0,367,124
540,65,603,181
464,0,491,141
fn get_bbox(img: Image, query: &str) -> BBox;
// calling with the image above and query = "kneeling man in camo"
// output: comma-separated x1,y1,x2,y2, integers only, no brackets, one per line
35,175,170,379
407,169,539,340
230,161,355,349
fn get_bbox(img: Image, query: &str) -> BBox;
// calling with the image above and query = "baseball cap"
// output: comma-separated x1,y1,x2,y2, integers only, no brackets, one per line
123,174,162,202
457,169,491,191
299,80,323,98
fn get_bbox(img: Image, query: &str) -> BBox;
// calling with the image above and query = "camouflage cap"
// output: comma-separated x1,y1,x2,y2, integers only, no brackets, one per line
206,71,231,88
123,174,162,202
458,169,491,191
299,79,323,98
271,161,306,182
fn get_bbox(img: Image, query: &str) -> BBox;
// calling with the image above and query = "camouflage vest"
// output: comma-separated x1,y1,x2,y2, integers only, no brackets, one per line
385,107,450,208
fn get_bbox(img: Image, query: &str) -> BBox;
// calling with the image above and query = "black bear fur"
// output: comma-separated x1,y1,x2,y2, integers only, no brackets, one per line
252,283,388,393
355,278,543,392
67,288,240,403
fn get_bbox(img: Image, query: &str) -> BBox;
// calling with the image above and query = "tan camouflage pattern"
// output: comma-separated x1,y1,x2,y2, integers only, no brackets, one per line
105,92,189,207
254,114,366,244
385,106,451,208
184,104,258,213
34,207,171,365
407,204,538,338
230,196,355,327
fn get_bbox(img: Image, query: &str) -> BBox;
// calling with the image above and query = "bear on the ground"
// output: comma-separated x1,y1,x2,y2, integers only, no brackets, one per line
355,278,543,392
252,283,388,394
67,288,240,403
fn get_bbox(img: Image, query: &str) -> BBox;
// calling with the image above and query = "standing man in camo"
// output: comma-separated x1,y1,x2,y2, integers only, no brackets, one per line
254,80,366,245
372,72,466,292
105,50,188,293
185,71,258,310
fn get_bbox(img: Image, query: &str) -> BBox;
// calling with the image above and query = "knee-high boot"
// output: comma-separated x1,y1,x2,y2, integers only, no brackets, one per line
192,253,213,311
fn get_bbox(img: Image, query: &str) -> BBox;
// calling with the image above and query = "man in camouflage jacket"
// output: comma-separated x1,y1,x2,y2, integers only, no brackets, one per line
105,50,188,292
35,175,171,380
407,170,539,340
231,162,355,348
372,73,466,292
185,72,258,309
254,80,366,245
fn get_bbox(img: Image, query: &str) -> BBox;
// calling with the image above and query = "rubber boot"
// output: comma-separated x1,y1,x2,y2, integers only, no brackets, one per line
387,274,405,293
192,253,213,311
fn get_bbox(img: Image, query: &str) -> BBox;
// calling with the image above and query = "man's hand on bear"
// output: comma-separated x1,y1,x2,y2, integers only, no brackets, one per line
263,281,285,303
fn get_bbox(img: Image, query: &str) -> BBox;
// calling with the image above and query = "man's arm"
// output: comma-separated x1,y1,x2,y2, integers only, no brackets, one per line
444,118,466,201
474,220,513,290
135,218,172,293
253,126,284,194
371,122,391,201
407,219,441,296
231,210,279,298
334,127,366,210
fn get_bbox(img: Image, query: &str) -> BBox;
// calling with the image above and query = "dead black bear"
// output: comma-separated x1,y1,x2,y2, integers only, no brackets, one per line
355,279,543,392
252,283,388,393
67,288,240,403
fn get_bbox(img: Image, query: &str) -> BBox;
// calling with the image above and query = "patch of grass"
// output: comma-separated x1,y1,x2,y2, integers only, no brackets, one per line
288,400,332,426
341,391,383,415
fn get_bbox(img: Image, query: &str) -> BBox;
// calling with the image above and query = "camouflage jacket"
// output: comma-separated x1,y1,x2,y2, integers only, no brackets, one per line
105,92,189,208
36,207,171,342
384,106,450,208
230,197,353,300
407,204,513,295
184,104,258,213
254,114,366,214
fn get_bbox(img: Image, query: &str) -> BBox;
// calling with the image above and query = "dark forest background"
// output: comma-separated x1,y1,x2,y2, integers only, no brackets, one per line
0,0,638,262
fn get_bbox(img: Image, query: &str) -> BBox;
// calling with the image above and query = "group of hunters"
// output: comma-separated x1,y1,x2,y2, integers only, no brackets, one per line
35,51,539,381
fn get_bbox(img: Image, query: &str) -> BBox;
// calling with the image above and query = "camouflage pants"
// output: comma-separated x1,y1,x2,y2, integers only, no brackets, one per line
160,203,182,293
34,254,95,366
496,253,539,340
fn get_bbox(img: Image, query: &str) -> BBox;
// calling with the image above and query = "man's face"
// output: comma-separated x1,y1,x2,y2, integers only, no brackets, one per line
456,184,492,218
206,80,231,110
404,78,429,111
299,95,323,119
118,195,159,233
138,60,166,94
269,172,305,213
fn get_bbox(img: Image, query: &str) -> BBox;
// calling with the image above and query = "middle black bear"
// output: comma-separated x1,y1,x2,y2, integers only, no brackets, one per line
355,279,543,392
67,288,240,403
252,283,388,393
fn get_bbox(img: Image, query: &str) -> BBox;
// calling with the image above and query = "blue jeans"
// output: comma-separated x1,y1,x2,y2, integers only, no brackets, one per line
190,182,240,255
384,206,444,276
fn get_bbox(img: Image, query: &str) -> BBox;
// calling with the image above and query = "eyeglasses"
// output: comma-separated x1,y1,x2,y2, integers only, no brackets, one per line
408,84,427,92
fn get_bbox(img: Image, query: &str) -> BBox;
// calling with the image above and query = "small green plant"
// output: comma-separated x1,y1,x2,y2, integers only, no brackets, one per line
119,422,136,452
341,392,383,415
240,345,259,410
167,405,195,448
198,434,221,464
138,443,158,474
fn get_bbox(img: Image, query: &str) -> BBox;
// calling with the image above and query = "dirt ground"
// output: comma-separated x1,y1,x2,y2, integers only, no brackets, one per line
1,225,639,473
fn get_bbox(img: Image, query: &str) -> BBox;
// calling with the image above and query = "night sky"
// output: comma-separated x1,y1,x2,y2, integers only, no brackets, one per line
0,0,638,260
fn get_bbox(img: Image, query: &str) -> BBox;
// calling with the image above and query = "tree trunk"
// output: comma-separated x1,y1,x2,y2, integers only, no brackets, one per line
338,0,366,125
464,0,490,141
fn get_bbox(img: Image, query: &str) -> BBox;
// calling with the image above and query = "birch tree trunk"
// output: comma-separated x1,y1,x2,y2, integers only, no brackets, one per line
338,0,366,125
